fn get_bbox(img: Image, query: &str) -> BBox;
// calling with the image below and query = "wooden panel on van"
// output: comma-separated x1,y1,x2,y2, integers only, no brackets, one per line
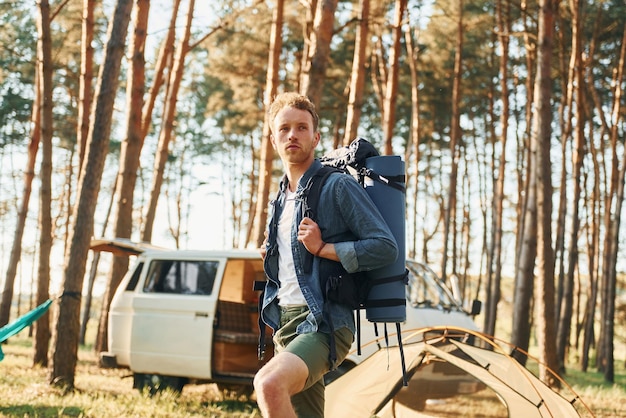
219,259,265,303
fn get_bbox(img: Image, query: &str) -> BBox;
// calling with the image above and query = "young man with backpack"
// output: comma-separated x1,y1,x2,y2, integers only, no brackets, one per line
253,92,398,418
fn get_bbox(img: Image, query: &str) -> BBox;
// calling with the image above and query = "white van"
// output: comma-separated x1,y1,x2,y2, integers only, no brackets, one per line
92,239,480,394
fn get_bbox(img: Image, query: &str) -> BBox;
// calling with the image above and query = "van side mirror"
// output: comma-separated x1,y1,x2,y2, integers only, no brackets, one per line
470,300,482,316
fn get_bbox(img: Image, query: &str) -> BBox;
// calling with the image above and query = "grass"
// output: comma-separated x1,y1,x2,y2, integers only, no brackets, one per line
0,335,261,418
1,334,625,417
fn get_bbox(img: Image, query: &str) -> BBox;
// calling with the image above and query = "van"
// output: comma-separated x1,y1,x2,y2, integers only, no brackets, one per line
92,238,480,395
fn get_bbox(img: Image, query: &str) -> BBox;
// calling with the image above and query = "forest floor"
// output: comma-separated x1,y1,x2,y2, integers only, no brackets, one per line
0,334,624,417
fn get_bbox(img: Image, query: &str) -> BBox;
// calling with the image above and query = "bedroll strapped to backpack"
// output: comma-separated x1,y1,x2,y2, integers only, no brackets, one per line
256,138,409,385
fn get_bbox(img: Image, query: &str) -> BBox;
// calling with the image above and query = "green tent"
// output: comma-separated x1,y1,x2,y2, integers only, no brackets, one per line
0,298,53,361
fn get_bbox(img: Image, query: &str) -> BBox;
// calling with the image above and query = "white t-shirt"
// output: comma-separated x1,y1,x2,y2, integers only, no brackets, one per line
276,188,307,306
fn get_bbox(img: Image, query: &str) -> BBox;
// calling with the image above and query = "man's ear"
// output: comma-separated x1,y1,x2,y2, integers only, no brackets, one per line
270,134,277,149
314,131,321,147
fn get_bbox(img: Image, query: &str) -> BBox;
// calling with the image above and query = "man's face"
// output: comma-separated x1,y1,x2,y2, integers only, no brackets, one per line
271,106,320,166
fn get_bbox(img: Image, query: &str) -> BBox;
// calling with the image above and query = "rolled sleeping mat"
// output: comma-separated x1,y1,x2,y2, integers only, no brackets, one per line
363,155,406,323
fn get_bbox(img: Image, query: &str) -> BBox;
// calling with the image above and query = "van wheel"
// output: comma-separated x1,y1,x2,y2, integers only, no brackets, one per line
133,373,186,396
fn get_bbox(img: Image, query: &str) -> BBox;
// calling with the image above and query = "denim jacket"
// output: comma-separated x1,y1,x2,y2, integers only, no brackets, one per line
261,159,398,337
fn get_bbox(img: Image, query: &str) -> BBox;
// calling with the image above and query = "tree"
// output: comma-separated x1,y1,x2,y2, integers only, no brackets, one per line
483,0,511,339
531,0,560,386
76,0,95,177
343,0,370,146
95,0,151,355
250,0,284,248
49,0,133,388
556,0,584,371
0,8,38,331
33,0,54,367
300,0,338,107
441,0,464,283
381,0,407,156
597,22,626,383
141,0,195,243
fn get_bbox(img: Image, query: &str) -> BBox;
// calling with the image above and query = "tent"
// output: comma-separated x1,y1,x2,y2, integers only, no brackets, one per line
325,326,593,417
0,298,53,361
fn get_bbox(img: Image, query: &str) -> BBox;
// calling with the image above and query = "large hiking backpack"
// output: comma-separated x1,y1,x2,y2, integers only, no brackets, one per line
256,138,409,384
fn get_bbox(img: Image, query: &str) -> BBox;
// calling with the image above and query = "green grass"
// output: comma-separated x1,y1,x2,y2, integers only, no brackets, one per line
1,334,625,417
0,335,260,417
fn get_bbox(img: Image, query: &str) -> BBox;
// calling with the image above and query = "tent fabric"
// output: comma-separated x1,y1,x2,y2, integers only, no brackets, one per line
0,298,53,361
325,329,582,417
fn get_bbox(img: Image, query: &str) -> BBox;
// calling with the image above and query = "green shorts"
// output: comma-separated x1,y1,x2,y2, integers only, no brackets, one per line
274,305,354,417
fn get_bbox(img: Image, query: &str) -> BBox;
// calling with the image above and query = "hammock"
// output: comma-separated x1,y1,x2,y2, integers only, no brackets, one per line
0,298,53,361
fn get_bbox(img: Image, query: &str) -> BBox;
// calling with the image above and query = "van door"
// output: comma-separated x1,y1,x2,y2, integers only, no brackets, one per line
129,257,224,380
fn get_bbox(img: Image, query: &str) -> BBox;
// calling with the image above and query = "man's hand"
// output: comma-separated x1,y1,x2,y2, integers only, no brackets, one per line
297,217,323,253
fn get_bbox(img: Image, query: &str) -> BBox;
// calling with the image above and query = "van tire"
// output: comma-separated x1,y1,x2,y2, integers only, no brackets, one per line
133,373,186,396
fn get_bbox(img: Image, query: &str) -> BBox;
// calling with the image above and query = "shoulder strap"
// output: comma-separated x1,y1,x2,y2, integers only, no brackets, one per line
302,165,340,222
302,166,340,273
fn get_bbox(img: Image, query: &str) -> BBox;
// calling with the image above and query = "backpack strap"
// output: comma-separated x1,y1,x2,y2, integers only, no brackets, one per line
301,166,341,274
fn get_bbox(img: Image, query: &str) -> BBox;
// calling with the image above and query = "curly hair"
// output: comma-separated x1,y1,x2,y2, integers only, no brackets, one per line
268,92,319,133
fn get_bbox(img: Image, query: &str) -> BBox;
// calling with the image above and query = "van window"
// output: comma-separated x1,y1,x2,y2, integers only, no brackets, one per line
143,260,219,295
125,262,144,291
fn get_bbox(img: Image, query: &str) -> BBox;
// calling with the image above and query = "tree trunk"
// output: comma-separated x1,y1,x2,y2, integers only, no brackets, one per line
483,0,510,338
142,0,195,243
76,0,95,178
96,0,150,355
556,0,583,371
250,0,284,248
405,24,421,259
141,0,180,139
441,0,463,283
381,0,406,156
532,0,560,387
300,0,337,108
49,0,133,388
34,0,54,367
0,79,41,329
597,23,626,383
343,0,370,146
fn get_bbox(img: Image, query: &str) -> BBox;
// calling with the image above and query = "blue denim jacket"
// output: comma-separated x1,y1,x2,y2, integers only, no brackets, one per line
261,159,398,337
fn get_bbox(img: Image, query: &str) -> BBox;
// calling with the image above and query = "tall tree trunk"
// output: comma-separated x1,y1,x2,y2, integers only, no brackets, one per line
581,115,600,372
250,0,284,248
141,0,180,139
300,0,338,107
405,24,421,259
142,0,195,242
77,0,100,349
33,0,54,367
441,0,463,282
343,0,370,146
597,23,626,383
49,0,133,388
532,0,559,387
96,0,150,355
79,173,116,345
556,0,583,371
0,79,41,329
483,0,510,338
76,0,95,178
381,0,406,156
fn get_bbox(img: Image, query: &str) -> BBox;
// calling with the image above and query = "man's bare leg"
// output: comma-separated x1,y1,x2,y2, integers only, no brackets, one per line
254,352,309,418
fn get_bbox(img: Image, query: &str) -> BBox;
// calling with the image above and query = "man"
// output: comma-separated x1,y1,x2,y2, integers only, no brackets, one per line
254,92,398,418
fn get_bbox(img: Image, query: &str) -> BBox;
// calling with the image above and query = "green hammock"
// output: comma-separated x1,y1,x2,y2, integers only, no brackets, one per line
0,298,53,361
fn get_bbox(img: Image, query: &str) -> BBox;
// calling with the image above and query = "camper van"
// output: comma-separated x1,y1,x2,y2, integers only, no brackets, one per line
92,239,480,394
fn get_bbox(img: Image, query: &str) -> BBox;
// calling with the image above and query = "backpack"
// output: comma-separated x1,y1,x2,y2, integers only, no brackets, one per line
256,138,409,384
